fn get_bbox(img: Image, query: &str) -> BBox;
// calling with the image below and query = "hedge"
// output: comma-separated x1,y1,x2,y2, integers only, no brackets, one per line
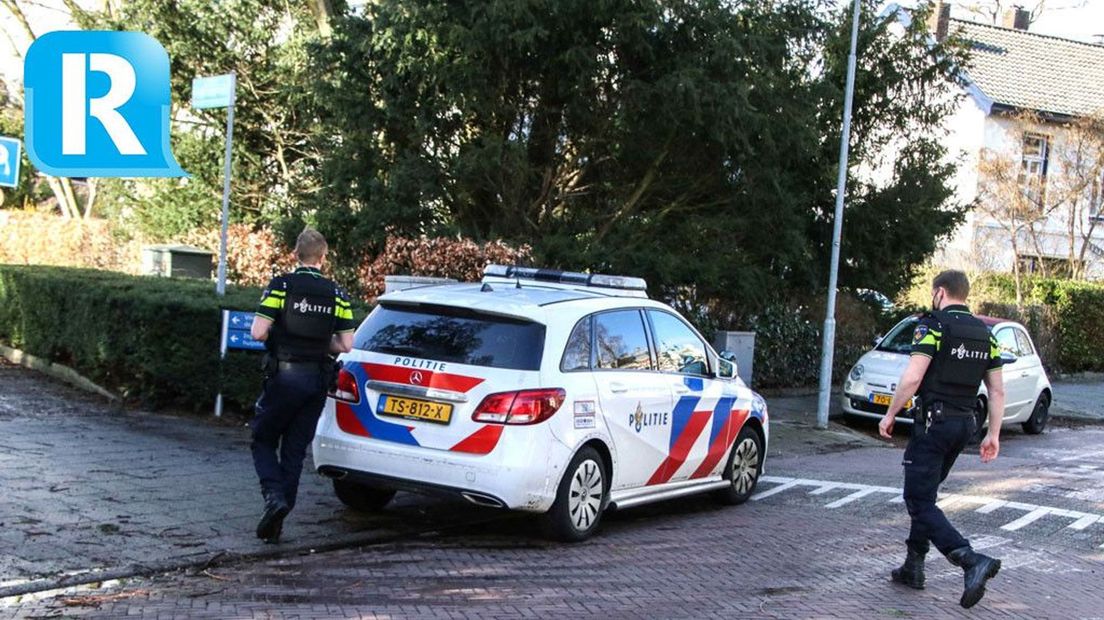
975,274,1104,372
0,265,368,412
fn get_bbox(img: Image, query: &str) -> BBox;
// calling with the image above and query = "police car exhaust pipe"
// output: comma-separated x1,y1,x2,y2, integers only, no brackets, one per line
461,492,505,508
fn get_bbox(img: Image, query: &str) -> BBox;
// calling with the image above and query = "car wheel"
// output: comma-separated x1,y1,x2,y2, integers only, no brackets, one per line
712,425,763,506
542,446,607,543
332,479,397,512
1022,394,1050,435
972,398,988,444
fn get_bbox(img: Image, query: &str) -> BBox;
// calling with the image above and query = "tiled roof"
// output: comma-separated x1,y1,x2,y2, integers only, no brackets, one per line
951,19,1104,118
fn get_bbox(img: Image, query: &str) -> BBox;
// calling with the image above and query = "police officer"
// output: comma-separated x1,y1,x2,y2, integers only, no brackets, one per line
878,270,1006,609
249,228,357,543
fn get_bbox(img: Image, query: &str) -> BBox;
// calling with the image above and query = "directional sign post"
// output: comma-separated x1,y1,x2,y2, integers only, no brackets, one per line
216,309,265,417
0,136,22,192
192,73,237,297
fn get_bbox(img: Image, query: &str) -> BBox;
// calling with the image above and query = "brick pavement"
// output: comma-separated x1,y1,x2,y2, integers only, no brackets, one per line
0,362,495,596
6,494,1102,618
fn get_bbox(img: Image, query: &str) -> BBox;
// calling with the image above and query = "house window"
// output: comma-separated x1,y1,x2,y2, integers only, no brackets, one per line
1017,254,1079,278
1020,133,1049,207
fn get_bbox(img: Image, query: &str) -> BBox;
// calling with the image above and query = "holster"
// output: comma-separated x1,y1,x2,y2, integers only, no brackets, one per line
326,358,342,392
260,352,278,379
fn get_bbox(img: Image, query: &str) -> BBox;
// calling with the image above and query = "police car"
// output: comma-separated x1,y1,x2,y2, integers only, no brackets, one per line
842,314,1052,435
312,265,769,541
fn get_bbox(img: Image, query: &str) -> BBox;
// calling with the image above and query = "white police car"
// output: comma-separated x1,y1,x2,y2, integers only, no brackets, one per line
842,314,1053,435
312,265,769,541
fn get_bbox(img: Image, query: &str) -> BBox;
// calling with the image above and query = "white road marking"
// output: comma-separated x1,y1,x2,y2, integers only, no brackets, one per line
757,475,1104,543
825,488,880,508
1001,508,1053,532
1069,515,1100,531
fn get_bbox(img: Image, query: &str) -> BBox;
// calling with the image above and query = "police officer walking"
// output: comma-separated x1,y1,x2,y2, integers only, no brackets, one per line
878,270,1006,609
249,228,357,543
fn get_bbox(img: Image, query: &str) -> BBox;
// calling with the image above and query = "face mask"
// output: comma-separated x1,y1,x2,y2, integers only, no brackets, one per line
931,290,944,312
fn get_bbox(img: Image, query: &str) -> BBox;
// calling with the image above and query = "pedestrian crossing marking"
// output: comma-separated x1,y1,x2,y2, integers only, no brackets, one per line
757,475,1104,544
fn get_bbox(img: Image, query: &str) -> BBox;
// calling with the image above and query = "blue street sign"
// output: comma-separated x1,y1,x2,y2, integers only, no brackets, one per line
0,136,22,188
227,329,265,351
227,310,254,330
191,74,235,109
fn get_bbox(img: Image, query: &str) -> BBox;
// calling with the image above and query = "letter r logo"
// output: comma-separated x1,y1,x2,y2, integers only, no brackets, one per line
61,53,146,156
24,31,185,177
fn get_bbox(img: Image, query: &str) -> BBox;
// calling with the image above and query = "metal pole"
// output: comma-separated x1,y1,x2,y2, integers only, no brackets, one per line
216,72,237,297
215,309,229,417
816,0,862,430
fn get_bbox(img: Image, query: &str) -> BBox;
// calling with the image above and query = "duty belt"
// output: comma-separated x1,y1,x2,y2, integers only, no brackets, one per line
277,360,327,372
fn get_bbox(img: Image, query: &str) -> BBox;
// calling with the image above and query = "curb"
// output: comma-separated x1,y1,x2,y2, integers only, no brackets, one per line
0,344,119,401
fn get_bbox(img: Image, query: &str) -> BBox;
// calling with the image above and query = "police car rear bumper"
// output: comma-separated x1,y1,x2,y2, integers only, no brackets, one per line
312,417,568,513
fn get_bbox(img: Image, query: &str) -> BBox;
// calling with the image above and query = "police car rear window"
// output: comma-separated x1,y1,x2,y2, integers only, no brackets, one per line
354,303,546,371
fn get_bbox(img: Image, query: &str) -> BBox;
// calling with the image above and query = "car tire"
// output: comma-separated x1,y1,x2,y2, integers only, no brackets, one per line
971,397,988,444
1022,394,1050,435
712,425,763,506
542,446,607,543
332,479,397,512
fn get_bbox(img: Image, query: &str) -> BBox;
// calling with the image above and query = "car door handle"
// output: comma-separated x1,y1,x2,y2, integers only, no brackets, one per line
1021,371,1031,378
672,383,690,394
609,382,628,394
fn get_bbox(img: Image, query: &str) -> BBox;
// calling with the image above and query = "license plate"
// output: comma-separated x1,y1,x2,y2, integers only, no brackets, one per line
378,395,453,425
869,393,914,408
870,393,893,406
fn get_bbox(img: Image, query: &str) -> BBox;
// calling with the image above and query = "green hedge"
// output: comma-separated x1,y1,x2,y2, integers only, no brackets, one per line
0,265,368,412
973,274,1104,372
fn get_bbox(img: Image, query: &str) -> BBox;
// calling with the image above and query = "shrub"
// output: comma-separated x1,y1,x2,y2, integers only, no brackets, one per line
1050,284,1104,372
354,234,532,299
184,224,298,287
0,265,368,412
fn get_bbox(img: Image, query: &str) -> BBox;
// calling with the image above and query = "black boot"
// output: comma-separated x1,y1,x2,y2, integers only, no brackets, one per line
890,547,926,589
256,491,290,543
947,546,1001,609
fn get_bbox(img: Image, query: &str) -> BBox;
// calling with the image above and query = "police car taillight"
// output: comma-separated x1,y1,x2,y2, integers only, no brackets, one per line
472,388,566,425
331,368,360,404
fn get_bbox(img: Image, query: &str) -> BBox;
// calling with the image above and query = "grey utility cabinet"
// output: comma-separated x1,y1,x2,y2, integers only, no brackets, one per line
142,245,214,279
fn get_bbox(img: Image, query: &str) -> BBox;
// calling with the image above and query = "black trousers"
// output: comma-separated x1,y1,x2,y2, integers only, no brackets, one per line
902,414,976,556
250,367,328,510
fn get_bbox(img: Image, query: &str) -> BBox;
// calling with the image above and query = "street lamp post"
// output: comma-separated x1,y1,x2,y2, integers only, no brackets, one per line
816,0,862,430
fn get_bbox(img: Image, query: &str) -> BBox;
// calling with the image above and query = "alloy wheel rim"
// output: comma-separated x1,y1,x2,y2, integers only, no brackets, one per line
569,459,603,531
732,437,760,495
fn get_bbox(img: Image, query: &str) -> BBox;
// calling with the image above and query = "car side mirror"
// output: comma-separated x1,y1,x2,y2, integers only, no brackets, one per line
1001,353,1018,365
716,355,737,380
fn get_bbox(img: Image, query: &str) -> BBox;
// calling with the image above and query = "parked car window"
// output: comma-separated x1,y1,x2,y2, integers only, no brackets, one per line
594,310,653,370
877,317,919,354
648,310,709,376
561,317,592,371
995,327,1022,357
1014,328,1035,356
354,304,546,371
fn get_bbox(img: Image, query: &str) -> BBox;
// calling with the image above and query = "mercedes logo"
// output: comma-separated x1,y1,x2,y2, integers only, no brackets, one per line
410,371,424,385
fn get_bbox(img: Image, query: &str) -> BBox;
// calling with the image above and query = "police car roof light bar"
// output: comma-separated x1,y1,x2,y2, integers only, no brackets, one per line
483,264,647,292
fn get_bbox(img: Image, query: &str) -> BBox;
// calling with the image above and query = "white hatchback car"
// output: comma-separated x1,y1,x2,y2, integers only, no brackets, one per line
842,314,1052,435
312,265,769,541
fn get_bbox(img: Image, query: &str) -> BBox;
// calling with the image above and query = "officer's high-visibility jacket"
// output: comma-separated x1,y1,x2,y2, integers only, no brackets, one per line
256,266,357,362
910,305,1003,411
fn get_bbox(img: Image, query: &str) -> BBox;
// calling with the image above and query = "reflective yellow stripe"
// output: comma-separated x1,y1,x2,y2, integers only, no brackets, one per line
335,305,354,320
335,297,351,307
260,296,283,310
268,290,286,297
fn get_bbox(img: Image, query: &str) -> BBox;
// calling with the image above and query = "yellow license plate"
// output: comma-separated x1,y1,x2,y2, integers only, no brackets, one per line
870,393,915,409
871,393,893,406
378,395,453,424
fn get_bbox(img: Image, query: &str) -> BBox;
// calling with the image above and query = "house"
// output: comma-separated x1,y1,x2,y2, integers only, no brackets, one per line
897,2,1104,279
